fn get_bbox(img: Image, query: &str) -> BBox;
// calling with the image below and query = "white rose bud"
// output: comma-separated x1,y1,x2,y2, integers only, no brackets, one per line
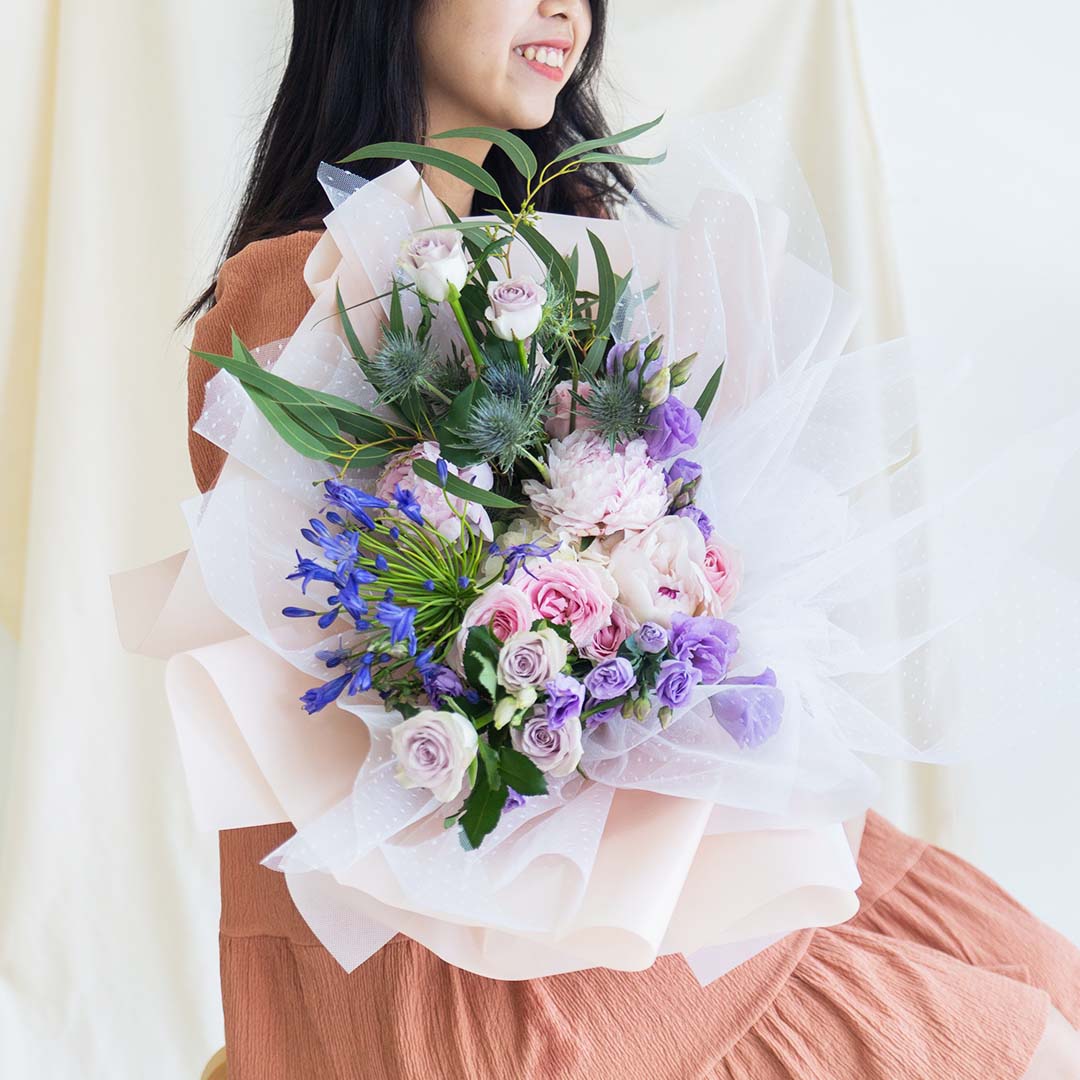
484,276,547,341
512,712,583,777
398,230,469,303
497,628,569,691
494,685,539,730
391,709,478,803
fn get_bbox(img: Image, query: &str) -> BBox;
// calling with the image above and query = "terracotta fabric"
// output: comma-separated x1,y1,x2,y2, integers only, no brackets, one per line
188,232,1080,1079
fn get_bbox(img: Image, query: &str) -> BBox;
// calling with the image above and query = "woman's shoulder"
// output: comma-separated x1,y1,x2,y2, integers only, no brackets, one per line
195,227,326,353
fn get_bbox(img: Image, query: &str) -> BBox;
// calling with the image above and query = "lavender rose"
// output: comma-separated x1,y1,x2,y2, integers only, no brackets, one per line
669,613,740,684
391,709,478,802
544,673,585,730
653,657,702,709
634,622,669,654
644,396,702,461
710,668,785,749
512,713,583,776
485,275,547,341
583,657,636,701
397,230,469,303
497,628,569,691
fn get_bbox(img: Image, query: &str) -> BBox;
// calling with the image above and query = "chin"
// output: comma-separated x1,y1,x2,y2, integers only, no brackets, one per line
504,99,557,133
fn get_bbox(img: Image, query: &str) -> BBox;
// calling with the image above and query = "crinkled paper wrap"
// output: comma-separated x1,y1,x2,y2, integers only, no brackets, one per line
111,101,1080,983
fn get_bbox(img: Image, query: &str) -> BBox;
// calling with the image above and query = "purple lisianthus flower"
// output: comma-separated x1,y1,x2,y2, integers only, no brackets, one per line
584,702,622,729
653,657,701,709
669,613,739,684
710,668,784,749
583,657,637,701
544,673,585,730
644,396,702,461
634,622,669,654
664,457,701,489
675,505,713,540
606,340,664,389
505,787,527,811
422,664,465,708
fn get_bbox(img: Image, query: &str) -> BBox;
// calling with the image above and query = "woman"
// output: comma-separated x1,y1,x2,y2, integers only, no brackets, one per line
181,2,1080,1077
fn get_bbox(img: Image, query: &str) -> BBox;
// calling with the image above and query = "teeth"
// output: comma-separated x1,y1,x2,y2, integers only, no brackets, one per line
515,45,565,69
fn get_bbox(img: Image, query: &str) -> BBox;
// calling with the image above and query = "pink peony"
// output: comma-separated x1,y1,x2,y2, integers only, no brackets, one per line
581,602,639,663
510,559,616,648
545,381,597,439
607,515,723,628
376,441,494,541
522,431,669,538
703,537,744,612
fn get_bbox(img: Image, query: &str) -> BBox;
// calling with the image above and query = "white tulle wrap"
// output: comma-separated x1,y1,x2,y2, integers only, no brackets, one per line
111,102,1080,984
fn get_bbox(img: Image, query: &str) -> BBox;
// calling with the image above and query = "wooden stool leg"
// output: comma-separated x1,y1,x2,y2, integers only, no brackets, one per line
200,1047,227,1080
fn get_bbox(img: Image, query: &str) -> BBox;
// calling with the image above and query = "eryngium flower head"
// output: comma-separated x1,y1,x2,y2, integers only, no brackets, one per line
368,329,439,405
464,393,547,472
582,373,650,446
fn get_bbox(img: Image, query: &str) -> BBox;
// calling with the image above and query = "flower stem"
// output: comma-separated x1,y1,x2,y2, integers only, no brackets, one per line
446,282,485,374
516,338,529,372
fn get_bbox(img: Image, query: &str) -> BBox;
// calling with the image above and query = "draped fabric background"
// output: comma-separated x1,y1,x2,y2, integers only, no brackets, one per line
1,1,1076,1076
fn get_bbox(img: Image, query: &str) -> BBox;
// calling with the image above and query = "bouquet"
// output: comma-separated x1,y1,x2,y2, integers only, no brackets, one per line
192,113,780,851
113,102,1080,981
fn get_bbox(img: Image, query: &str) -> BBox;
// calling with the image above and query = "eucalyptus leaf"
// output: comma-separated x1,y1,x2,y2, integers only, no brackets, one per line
412,459,523,510
337,141,503,201
493,212,575,300
694,360,726,421
576,151,668,167
550,113,665,165
431,126,537,181
335,284,370,366
587,229,617,337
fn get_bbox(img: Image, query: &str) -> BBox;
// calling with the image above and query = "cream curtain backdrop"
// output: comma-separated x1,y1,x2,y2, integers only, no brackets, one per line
1,1,1076,1077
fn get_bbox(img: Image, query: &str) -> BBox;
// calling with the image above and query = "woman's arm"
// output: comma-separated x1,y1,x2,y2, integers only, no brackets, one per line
186,230,325,494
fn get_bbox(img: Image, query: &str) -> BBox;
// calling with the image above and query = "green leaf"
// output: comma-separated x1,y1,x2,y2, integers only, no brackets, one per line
575,151,668,167
459,769,509,851
437,379,487,438
694,359,726,421
389,279,405,335
567,244,580,282
244,385,338,460
587,229,617,338
497,747,548,797
336,141,503,201
584,332,609,375
335,284,370,366
463,624,502,674
551,113,666,165
411,459,523,510
492,212,575,300
476,739,502,789
431,126,537,181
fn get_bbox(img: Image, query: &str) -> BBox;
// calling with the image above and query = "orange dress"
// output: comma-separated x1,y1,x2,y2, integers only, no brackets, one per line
188,230,1080,1080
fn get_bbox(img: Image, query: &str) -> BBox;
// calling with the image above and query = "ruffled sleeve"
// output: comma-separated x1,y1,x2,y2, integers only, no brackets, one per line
186,229,325,494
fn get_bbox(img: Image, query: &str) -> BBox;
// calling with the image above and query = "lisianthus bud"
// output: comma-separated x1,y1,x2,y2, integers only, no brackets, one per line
644,335,665,363
643,365,671,407
398,230,469,303
493,696,518,730
621,700,635,719
658,706,674,728
634,695,652,722
485,276,547,341
622,341,641,373
670,352,697,388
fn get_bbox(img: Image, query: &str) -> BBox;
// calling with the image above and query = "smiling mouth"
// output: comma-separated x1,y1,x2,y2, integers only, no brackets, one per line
513,45,568,83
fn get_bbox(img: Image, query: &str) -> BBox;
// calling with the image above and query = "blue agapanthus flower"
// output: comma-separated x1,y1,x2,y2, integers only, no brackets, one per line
323,478,389,530
376,599,417,655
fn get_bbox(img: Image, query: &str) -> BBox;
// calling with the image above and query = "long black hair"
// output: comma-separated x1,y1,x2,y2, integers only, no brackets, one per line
178,0,636,328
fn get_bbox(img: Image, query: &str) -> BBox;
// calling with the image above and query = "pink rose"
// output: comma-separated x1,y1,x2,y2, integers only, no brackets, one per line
703,537,743,611
545,381,596,440
376,441,494,541
511,560,616,648
454,585,536,662
607,515,722,627
581,602,639,663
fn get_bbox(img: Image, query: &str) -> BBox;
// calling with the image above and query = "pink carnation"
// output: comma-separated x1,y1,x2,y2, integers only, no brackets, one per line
522,431,669,538
376,441,493,541
511,559,616,648
703,537,744,611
